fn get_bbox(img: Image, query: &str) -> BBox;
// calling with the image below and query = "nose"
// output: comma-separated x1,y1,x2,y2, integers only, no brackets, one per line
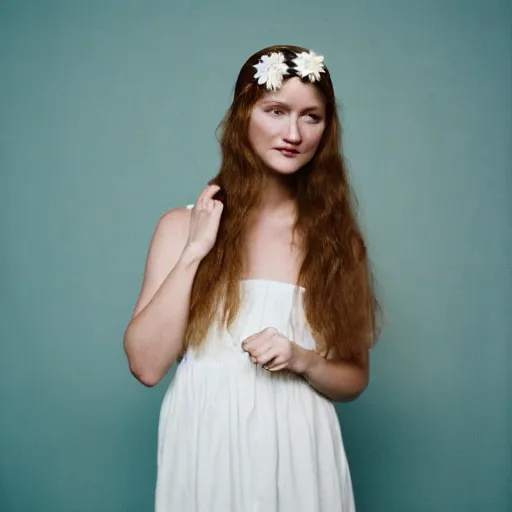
284,117,302,145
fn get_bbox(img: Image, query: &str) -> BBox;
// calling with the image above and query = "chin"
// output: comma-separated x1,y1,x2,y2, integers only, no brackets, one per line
265,159,308,175
267,166,302,176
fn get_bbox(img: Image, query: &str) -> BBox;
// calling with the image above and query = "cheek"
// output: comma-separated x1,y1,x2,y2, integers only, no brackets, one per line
303,128,325,152
251,115,281,142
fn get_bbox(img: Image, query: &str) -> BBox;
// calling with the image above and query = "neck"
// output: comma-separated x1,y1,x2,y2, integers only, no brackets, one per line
255,172,297,216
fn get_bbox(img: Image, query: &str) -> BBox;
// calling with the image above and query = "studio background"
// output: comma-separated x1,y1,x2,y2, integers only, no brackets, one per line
1,1,510,511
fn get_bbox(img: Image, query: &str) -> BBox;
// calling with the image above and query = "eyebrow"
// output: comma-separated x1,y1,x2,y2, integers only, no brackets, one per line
259,99,323,112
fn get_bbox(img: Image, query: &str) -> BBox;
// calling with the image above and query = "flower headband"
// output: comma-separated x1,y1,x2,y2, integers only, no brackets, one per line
253,50,326,91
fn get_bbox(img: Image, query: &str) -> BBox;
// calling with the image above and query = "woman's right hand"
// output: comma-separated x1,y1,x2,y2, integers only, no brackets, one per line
183,184,224,262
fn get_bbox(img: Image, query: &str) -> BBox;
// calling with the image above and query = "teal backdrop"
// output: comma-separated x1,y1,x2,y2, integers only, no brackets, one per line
1,1,510,511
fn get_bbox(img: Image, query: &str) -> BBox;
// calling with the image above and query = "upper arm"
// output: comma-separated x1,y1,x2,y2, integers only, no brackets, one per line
130,207,192,319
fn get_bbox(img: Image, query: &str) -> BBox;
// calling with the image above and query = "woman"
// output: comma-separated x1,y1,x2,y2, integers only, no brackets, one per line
124,44,382,511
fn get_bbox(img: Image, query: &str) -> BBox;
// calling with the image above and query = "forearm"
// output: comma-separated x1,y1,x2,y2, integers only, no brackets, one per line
123,249,200,386
299,348,369,402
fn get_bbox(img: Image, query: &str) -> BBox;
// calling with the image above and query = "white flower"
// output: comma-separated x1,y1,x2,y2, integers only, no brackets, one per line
253,52,289,91
292,50,326,83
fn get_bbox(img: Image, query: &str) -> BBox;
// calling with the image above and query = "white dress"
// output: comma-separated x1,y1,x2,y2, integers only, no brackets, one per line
154,275,356,512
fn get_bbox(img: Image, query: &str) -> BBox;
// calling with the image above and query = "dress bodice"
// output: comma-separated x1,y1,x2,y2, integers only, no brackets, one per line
183,278,317,363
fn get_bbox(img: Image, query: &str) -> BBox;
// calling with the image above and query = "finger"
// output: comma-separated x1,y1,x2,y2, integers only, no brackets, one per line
245,339,274,358
262,360,276,371
268,357,290,371
262,327,279,337
268,363,287,372
194,198,205,211
245,327,279,347
265,354,285,370
212,199,224,213
199,183,220,199
196,185,220,208
211,201,224,221
241,337,254,352
241,331,265,351
195,189,209,206
203,184,221,202
256,349,277,367
247,333,284,356
243,337,268,357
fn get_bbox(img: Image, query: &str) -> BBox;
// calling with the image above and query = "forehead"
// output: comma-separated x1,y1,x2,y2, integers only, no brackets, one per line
257,77,325,109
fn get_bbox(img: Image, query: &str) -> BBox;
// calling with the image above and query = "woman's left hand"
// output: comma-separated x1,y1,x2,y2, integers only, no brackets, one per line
241,327,309,374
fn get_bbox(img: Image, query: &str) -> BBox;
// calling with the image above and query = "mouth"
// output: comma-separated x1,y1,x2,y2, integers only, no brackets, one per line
276,148,300,157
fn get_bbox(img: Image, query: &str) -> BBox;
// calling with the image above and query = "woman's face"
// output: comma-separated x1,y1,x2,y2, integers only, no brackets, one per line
248,77,326,175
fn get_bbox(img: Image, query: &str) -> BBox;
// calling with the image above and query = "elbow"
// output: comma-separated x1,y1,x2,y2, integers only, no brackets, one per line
124,348,164,388
344,371,370,402
342,383,367,402
129,364,162,387
124,328,164,388
341,351,370,402
332,369,370,403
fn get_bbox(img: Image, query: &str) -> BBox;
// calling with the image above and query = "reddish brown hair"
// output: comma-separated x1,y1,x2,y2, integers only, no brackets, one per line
184,45,382,360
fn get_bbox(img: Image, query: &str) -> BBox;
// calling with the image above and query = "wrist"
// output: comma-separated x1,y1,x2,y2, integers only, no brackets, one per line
291,345,317,375
179,245,204,267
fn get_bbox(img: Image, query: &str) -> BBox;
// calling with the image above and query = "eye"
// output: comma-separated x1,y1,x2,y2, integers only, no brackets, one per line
305,113,322,122
269,109,284,116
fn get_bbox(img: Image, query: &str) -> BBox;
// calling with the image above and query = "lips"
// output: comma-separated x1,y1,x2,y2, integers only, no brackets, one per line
276,147,300,157
276,147,299,154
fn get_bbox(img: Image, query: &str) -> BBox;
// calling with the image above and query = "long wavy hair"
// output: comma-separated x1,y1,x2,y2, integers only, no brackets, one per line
184,44,382,360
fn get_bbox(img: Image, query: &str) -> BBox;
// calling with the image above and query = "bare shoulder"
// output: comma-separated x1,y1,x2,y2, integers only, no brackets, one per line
130,206,192,319
156,205,192,239
148,206,192,258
